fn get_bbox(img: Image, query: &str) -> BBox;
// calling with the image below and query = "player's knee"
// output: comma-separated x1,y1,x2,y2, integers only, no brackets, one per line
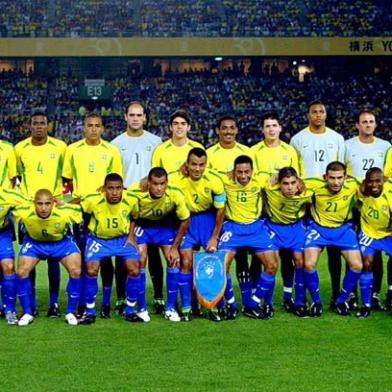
304,261,315,272
265,262,277,275
180,259,192,273
69,265,82,278
17,267,30,279
127,262,139,277
1,261,14,275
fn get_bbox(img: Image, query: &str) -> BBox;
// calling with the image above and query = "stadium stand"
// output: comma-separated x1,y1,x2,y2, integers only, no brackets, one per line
1,68,392,146
0,0,391,37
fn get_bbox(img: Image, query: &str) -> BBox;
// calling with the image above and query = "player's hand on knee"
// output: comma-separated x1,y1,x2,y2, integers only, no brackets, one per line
206,237,218,252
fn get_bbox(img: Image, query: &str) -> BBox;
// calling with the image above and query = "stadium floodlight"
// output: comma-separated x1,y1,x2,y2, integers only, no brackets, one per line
214,57,223,61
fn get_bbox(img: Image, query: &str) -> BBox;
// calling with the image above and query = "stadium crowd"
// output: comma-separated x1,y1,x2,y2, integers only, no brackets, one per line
0,0,391,37
1,69,392,147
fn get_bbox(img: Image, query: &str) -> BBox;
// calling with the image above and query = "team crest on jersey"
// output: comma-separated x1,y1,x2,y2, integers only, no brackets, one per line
327,143,334,149
382,205,388,211
54,223,60,228
343,196,348,200
101,154,107,160
49,152,56,159
251,187,257,193
122,210,128,217
165,202,171,208
282,155,288,160
146,146,152,151
0,207,3,212
204,187,210,193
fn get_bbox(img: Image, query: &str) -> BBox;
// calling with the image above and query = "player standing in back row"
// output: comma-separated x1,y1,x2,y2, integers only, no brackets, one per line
112,101,162,314
290,101,345,305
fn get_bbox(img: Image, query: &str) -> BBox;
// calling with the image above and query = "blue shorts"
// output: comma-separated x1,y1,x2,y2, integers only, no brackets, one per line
358,231,392,257
218,219,276,253
84,234,139,262
134,221,175,246
19,235,80,259
180,211,216,250
0,227,15,260
265,219,306,253
304,220,359,251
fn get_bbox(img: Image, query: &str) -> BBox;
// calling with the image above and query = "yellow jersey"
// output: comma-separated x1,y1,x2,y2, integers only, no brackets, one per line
62,139,122,198
251,140,299,175
264,182,312,224
306,177,360,228
0,140,17,190
15,136,66,197
223,173,268,224
206,142,253,175
169,169,225,213
0,189,30,230
12,203,82,242
81,193,138,239
358,183,392,239
151,139,204,175
127,184,190,222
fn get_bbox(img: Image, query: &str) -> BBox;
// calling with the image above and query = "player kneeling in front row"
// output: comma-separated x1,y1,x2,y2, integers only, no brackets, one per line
263,167,313,317
170,148,226,321
13,189,82,326
303,162,363,317
219,155,279,319
357,168,392,318
128,167,190,322
79,173,143,324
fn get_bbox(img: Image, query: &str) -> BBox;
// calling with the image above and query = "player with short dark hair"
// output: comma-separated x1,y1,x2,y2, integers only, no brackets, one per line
219,155,279,320
15,111,67,318
78,173,142,324
290,101,346,306
345,110,390,310
111,101,162,315
152,109,204,175
127,167,190,322
63,113,123,318
303,162,363,317
207,117,255,316
13,189,82,326
170,147,226,321
251,112,300,312
263,167,313,317
357,168,392,317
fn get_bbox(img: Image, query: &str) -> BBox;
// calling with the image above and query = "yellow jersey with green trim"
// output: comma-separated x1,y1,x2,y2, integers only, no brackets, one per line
251,140,299,175
12,203,82,242
127,184,190,222
62,139,122,198
306,177,360,228
169,169,226,213
358,183,392,239
14,136,66,197
81,193,138,239
151,139,204,175
0,189,30,230
264,182,312,224
206,142,253,175
223,173,268,224
0,140,17,190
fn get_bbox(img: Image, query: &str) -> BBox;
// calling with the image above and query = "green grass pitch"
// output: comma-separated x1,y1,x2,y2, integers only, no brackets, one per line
0,251,391,392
